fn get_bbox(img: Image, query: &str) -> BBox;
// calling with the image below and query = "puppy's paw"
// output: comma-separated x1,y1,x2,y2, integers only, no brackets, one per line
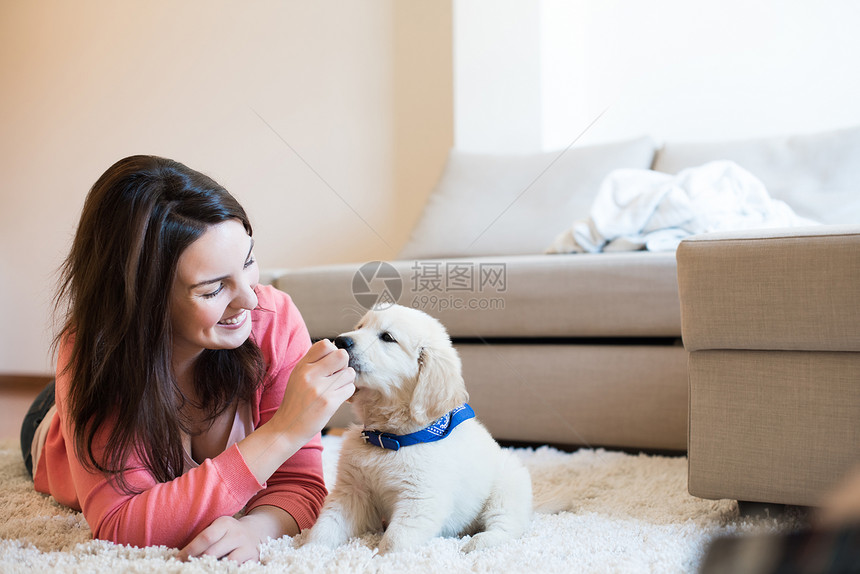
461,531,511,553
301,519,349,549
301,532,341,550
376,527,429,556
375,535,398,556
292,530,312,548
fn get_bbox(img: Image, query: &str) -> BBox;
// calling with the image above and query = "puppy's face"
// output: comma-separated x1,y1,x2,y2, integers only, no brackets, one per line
335,305,468,431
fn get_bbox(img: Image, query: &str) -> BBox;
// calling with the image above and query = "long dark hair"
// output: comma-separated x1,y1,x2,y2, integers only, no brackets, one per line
54,155,266,493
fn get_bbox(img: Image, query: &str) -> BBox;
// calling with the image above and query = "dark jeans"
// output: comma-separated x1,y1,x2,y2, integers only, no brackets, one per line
20,380,56,479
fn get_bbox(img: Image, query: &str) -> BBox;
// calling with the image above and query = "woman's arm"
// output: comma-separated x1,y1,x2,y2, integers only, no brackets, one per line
174,339,353,561
234,338,353,486
95,339,352,552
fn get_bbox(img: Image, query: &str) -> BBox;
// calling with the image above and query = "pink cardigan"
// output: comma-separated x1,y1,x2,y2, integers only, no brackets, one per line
33,286,327,549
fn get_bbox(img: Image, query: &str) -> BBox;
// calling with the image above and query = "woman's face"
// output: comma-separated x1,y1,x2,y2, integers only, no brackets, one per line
170,219,259,366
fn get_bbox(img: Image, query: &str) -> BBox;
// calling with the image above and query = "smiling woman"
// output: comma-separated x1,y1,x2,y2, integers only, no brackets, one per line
170,221,260,378
19,155,355,564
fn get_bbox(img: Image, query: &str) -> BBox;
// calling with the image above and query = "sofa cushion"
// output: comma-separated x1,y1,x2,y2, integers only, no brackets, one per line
275,251,681,339
398,137,657,259
653,125,860,225
457,342,688,450
676,224,860,352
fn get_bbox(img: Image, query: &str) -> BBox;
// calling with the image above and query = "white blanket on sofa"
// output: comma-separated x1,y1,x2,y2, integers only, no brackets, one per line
546,160,818,253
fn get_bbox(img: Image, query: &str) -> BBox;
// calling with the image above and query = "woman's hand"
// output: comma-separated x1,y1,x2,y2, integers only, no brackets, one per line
177,506,299,564
176,515,265,564
271,338,355,445
236,338,354,485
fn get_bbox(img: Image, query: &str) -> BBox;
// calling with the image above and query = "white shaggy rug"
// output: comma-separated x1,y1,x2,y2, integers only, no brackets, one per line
0,436,802,573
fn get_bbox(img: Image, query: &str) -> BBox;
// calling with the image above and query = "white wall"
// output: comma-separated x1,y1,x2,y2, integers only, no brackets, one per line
457,0,860,151
453,0,543,153
5,0,860,374
0,0,452,374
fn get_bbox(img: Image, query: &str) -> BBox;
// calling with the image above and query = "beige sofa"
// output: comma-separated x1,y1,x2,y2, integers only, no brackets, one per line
677,225,860,507
272,125,860,454
277,251,688,450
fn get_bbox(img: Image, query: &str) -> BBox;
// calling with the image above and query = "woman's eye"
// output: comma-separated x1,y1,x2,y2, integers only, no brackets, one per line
380,332,396,343
202,284,224,299
244,257,256,269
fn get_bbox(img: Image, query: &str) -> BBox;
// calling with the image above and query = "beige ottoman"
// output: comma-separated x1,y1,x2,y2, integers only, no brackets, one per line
676,225,860,507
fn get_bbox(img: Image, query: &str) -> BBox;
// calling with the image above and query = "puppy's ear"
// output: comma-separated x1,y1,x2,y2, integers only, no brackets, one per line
411,343,469,424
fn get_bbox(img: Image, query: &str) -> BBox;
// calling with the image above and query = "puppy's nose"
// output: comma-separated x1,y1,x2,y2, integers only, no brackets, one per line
334,336,354,351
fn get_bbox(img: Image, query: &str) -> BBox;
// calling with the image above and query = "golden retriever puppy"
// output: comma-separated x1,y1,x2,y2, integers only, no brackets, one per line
303,304,533,554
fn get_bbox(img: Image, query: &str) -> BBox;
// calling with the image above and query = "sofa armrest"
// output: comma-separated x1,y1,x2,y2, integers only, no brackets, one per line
676,224,860,353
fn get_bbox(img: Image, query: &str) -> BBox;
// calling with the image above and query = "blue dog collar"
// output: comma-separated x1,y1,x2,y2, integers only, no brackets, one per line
360,404,475,451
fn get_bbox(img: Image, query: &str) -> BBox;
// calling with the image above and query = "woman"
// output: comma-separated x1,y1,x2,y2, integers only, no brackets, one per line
20,155,355,563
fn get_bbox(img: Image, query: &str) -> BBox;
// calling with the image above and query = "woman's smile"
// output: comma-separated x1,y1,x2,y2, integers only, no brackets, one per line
218,309,249,327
